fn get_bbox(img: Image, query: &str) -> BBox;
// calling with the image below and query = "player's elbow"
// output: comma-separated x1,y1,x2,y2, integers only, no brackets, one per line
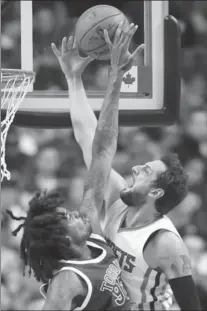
92,144,116,161
92,134,117,157
162,263,193,281
93,126,118,150
159,253,193,280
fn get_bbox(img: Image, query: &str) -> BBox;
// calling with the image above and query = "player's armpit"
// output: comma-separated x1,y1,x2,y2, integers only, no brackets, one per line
80,148,124,236
104,169,127,210
80,187,104,236
42,270,86,310
152,230,193,279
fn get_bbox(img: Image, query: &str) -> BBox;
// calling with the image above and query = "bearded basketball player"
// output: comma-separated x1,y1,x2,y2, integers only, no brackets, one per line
52,26,202,311
8,23,142,311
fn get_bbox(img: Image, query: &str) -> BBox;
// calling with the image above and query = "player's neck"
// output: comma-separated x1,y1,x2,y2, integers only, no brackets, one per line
78,244,101,260
126,204,161,228
76,245,93,260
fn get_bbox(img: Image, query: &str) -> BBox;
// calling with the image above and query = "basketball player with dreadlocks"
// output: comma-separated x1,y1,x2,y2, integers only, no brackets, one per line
52,23,202,311
8,23,142,310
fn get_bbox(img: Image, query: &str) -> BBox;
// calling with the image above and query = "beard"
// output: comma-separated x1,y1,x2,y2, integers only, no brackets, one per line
120,187,147,207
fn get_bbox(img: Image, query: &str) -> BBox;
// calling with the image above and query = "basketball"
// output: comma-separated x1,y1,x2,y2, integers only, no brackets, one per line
76,5,128,60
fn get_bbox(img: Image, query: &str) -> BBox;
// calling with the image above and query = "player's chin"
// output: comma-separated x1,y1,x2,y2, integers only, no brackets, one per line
120,187,134,206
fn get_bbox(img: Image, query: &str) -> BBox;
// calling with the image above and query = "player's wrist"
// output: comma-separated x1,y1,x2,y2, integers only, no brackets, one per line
65,72,82,82
109,68,124,79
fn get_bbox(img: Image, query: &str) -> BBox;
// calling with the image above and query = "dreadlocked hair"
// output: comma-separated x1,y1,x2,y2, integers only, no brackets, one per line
6,190,76,283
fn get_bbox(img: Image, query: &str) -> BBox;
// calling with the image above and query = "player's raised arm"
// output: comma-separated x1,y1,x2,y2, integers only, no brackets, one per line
51,33,144,211
51,36,126,209
78,23,141,234
51,36,95,166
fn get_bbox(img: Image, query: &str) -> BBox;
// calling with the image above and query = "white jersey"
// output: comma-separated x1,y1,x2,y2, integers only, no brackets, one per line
101,199,181,310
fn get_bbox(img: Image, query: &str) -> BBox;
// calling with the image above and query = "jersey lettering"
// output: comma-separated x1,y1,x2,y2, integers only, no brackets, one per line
100,259,129,306
125,254,136,273
106,238,136,273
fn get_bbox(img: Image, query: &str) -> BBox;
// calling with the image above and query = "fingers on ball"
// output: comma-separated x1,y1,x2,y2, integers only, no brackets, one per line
104,29,111,47
121,23,138,45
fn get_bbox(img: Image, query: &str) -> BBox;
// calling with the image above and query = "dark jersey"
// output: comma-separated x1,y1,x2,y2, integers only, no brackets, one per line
40,233,130,310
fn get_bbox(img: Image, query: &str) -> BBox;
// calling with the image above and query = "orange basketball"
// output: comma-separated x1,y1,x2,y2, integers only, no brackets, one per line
76,5,128,60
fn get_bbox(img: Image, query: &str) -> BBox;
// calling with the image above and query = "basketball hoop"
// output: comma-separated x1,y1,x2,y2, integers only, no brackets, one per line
1,69,35,182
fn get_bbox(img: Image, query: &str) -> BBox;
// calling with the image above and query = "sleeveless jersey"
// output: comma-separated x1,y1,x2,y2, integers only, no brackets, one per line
102,199,181,310
40,233,130,310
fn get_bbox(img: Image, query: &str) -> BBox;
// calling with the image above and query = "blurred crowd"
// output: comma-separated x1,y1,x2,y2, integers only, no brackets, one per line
1,1,207,310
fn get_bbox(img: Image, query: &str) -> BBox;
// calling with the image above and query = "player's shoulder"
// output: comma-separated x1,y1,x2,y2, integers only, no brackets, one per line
149,229,187,257
154,229,182,245
41,269,87,310
144,229,188,269
48,269,86,298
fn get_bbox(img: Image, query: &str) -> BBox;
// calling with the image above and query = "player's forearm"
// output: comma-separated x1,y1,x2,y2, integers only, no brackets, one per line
66,76,97,167
92,71,123,156
67,76,97,131
169,276,202,310
67,77,96,130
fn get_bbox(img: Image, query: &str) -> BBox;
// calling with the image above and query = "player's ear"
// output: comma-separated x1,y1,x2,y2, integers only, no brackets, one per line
148,188,164,200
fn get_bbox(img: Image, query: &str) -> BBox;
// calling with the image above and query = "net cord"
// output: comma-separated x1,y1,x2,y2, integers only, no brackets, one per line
1,73,34,182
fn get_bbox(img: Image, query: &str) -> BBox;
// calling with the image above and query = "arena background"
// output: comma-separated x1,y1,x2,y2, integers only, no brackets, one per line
1,1,207,310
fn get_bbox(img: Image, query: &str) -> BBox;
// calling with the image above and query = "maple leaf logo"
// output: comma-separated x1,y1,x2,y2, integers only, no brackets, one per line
122,73,135,87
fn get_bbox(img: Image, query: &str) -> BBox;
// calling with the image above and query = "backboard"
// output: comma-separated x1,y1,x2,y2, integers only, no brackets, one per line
1,0,181,128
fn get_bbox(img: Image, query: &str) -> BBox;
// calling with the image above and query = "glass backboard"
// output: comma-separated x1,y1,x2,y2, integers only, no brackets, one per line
1,0,181,127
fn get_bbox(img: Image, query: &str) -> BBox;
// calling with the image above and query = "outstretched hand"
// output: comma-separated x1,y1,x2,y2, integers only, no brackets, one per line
104,22,144,74
51,36,93,78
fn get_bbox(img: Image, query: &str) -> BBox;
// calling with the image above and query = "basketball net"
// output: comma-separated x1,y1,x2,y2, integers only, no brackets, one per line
1,69,35,182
